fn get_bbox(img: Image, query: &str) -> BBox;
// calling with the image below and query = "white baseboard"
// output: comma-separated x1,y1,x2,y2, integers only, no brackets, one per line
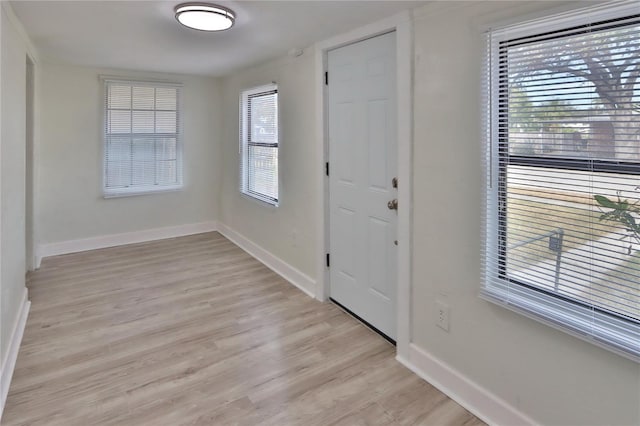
217,223,317,299
396,343,536,426
1,288,30,421
36,221,218,265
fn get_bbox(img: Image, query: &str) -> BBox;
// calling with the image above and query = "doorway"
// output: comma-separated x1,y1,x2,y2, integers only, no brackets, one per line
25,56,35,271
327,32,398,341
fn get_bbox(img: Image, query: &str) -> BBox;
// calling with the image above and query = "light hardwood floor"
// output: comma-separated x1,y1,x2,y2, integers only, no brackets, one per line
3,232,484,426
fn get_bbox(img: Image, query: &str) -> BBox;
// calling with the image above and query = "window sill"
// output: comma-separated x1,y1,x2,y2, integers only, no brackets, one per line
103,185,183,199
240,191,279,208
480,282,640,363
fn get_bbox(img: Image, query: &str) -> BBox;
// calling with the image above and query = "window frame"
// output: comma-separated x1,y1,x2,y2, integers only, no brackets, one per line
483,4,640,362
239,83,279,206
102,77,184,198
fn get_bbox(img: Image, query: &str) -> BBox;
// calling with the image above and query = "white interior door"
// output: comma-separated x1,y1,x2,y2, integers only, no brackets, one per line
328,31,397,340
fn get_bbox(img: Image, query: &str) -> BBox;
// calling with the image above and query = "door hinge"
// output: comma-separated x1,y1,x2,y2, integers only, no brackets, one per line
326,253,330,268
325,162,329,176
324,71,328,85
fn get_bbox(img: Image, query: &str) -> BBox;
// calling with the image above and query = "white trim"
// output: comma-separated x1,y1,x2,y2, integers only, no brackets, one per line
217,223,316,299
483,4,640,362
314,44,328,302
315,10,411,53
1,289,30,422
239,83,279,206
99,75,183,87
103,185,183,199
102,80,184,197
31,58,41,271
25,57,36,272
36,221,218,264
484,0,638,35
397,343,537,426
394,12,413,361
3,0,41,273
314,10,413,358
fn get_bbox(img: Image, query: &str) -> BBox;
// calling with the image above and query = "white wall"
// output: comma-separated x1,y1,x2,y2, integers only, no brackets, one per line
215,2,640,425
218,51,318,290
0,3,29,368
3,1,638,424
410,2,640,425
36,64,222,246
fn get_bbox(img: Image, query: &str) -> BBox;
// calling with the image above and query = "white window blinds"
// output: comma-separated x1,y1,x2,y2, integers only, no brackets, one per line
240,84,279,204
483,4,640,361
104,79,182,196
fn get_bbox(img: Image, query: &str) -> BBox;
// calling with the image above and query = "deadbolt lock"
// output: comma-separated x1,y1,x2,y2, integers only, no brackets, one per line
392,177,398,189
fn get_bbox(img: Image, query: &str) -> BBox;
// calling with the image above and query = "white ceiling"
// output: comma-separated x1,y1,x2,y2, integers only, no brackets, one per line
11,1,426,77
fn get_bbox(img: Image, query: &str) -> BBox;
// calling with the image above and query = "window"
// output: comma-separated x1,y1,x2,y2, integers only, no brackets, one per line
483,5,640,360
240,84,279,205
103,79,182,197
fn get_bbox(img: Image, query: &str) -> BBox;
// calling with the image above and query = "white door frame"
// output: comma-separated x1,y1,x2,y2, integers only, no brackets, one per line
25,54,35,272
314,11,413,359
25,48,39,272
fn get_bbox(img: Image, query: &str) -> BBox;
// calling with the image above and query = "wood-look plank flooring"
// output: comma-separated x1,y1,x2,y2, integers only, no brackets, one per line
3,232,484,426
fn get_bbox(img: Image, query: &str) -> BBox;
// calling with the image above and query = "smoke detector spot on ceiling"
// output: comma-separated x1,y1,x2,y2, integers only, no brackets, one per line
288,48,304,58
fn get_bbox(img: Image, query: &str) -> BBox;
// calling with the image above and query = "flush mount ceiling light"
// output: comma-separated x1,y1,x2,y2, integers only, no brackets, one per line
175,3,235,31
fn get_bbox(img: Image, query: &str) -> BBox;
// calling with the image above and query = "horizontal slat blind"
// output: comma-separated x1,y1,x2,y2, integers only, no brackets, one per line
104,80,182,195
240,84,278,204
483,4,640,360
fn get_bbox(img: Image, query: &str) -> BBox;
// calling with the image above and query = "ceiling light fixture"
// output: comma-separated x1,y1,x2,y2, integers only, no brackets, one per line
175,3,235,32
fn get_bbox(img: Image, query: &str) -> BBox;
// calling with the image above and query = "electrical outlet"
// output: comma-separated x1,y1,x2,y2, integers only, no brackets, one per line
436,300,450,332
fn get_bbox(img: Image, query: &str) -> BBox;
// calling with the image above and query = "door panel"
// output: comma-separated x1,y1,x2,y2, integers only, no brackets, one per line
328,31,397,339
367,99,390,190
